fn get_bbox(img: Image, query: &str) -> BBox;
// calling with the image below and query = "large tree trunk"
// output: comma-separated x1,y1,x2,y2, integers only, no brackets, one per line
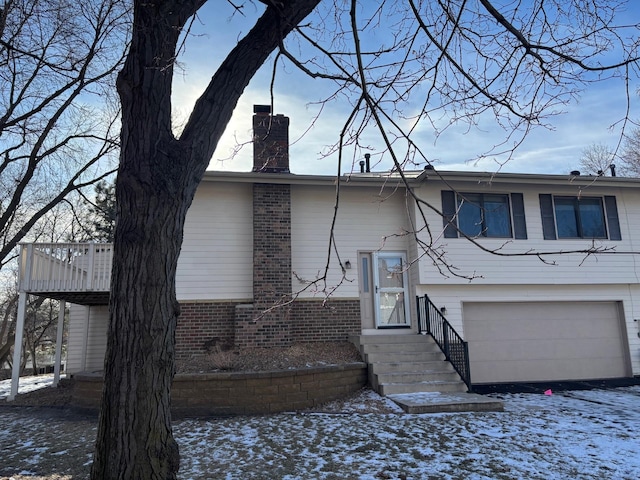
90,1,321,478
91,166,193,478
90,3,196,478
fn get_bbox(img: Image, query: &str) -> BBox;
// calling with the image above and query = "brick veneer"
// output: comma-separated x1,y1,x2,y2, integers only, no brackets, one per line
289,299,361,342
244,182,293,347
174,298,361,357
71,363,367,415
175,301,242,359
253,183,291,309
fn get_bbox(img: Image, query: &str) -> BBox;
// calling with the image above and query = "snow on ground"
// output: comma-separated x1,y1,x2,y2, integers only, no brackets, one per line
0,374,55,400
1,385,639,479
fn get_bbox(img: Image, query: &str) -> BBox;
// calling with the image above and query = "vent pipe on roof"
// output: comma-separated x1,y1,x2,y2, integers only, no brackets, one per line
570,170,580,176
610,164,616,177
364,153,371,173
359,160,365,173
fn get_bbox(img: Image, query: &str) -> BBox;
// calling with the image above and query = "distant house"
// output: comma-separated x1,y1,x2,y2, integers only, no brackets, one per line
10,106,639,399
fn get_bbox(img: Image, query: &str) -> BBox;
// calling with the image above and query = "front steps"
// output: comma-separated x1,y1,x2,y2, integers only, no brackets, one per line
351,334,503,413
353,334,467,395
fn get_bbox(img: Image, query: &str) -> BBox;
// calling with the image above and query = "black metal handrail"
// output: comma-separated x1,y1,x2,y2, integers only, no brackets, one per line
416,294,471,391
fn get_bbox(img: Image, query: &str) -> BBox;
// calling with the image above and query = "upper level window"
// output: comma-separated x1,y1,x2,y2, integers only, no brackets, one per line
458,193,511,237
554,197,606,238
539,194,621,240
442,191,527,239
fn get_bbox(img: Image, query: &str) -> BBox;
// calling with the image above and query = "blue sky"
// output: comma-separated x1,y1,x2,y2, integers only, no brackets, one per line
171,1,640,176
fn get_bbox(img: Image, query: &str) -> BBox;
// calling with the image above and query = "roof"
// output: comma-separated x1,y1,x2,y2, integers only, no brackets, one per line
201,169,640,189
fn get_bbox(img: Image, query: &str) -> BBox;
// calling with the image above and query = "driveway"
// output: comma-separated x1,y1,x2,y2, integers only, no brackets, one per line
1,386,639,479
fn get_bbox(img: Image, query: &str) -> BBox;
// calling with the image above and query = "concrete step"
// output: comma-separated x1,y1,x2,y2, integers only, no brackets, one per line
379,380,467,395
361,342,441,354
368,361,454,374
352,334,435,345
376,371,460,384
387,392,504,414
353,333,470,399
365,351,445,363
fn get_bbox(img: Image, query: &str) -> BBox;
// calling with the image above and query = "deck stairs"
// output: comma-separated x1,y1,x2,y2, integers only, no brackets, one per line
351,334,503,413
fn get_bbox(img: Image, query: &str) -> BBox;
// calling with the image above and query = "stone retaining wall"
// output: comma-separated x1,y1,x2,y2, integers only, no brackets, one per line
72,363,367,416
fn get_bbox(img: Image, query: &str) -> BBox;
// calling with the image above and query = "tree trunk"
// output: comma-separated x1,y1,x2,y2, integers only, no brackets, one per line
90,1,321,477
90,166,192,478
90,3,195,478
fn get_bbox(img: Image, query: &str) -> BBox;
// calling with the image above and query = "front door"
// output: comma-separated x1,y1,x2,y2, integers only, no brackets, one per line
373,252,410,328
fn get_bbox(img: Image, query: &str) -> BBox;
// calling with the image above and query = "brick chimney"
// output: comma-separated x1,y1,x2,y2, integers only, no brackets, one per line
252,105,289,173
232,105,293,348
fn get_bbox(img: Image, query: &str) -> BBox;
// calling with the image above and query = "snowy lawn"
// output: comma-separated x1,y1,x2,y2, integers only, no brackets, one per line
0,374,55,400
1,385,639,479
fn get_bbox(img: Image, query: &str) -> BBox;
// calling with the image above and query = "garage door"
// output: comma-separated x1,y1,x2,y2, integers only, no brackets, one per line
463,301,629,384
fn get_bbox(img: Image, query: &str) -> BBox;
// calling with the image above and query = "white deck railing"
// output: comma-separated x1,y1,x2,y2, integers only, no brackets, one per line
19,243,113,293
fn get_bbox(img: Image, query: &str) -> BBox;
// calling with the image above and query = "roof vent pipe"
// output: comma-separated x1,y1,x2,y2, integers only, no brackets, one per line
364,153,371,173
359,160,365,173
570,170,580,176
610,164,616,177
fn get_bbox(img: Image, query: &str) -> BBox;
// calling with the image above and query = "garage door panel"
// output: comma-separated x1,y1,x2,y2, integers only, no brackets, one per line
464,301,628,384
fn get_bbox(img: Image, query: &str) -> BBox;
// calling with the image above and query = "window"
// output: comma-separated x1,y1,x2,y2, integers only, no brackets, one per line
441,191,527,239
539,194,621,240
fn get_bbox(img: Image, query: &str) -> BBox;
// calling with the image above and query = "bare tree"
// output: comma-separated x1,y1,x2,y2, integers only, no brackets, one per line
93,1,640,478
0,198,89,374
0,284,18,369
0,0,128,270
620,127,640,177
579,143,615,175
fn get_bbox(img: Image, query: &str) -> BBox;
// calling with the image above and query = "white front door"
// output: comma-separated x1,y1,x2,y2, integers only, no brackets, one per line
373,252,410,328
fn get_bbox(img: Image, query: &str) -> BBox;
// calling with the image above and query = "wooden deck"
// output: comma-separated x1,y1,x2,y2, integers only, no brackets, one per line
19,242,113,305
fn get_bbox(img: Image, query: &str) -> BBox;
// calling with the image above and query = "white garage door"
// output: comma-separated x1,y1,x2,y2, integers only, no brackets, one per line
463,301,629,384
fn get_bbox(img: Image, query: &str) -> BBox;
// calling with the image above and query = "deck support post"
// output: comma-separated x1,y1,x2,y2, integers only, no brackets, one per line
8,291,28,401
80,306,90,371
53,300,66,387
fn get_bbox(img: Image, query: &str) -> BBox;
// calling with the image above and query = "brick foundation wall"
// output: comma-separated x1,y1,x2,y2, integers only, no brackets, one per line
234,306,293,348
175,301,244,359
289,299,361,342
174,298,362,355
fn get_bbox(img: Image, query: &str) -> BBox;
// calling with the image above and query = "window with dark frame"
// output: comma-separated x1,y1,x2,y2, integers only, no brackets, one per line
539,194,622,241
458,193,511,237
554,197,606,238
441,191,527,239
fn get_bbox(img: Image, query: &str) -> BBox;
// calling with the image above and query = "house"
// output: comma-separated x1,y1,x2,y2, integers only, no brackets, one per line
10,105,640,399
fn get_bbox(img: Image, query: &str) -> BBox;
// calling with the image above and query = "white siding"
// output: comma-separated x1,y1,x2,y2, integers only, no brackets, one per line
419,283,640,377
414,181,640,285
291,184,411,298
67,304,108,374
176,181,253,301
